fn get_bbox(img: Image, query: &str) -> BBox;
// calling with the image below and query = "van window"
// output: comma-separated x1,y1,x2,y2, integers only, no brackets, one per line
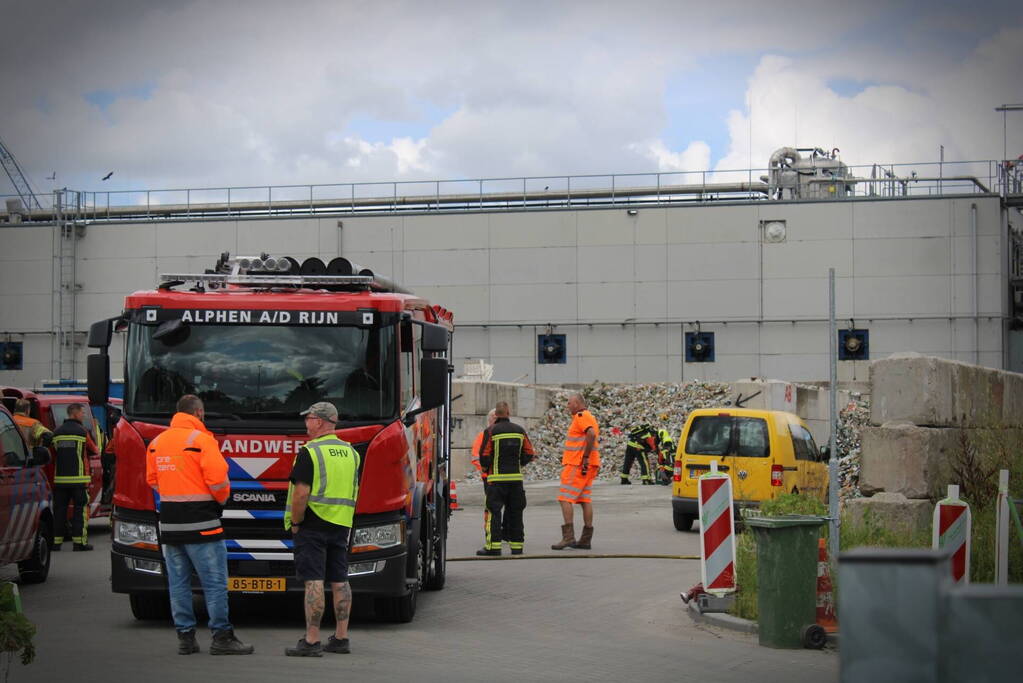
0,411,28,467
686,416,770,458
50,403,94,431
789,424,820,462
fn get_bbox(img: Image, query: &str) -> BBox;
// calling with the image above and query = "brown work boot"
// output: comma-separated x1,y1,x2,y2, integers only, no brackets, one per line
550,523,575,550
571,526,594,549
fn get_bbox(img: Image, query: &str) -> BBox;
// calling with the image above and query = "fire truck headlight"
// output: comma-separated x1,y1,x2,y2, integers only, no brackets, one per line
114,520,160,550
351,521,404,553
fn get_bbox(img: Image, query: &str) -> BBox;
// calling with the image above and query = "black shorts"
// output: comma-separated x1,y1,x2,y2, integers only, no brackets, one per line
293,525,351,583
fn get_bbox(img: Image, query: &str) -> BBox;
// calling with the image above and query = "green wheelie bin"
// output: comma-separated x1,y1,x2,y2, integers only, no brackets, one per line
746,515,827,649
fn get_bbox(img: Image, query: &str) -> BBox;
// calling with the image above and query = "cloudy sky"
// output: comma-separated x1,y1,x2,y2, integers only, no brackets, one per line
1,0,1021,199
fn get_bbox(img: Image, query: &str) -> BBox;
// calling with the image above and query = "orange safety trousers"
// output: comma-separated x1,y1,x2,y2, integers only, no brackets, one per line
557,464,599,504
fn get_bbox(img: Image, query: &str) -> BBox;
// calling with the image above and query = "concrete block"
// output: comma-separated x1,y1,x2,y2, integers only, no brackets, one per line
859,425,959,500
451,380,484,415
730,379,796,413
871,354,957,427
451,414,489,450
871,354,1023,428
450,448,472,481
843,492,933,537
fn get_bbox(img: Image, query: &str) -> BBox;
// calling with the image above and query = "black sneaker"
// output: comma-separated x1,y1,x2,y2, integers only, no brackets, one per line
323,636,350,654
177,630,200,655
73,543,94,551
620,479,631,485
285,638,323,657
475,548,501,556
210,629,254,655
51,543,62,552
510,548,523,556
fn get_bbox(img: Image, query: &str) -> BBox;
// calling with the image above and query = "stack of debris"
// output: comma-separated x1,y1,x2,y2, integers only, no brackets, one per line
835,393,870,502
524,381,732,481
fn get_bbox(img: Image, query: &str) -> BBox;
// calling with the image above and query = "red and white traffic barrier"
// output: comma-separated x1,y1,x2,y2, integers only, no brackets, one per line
932,484,971,584
698,460,736,595
816,538,838,632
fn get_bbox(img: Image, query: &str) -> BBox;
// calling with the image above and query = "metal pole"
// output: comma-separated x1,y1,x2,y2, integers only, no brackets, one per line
828,267,840,563
995,469,1009,586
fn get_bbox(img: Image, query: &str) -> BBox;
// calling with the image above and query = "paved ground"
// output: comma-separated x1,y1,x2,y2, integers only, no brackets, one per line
3,482,837,682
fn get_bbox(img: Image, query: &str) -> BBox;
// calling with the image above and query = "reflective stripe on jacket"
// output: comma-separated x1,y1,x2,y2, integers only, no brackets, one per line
562,410,600,467
145,412,230,544
14,414,51,448
285,434,360,529
479,418,535,483
53,419,94,486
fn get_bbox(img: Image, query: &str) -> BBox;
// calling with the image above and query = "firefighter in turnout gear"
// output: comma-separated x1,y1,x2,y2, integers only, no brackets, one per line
656,428,676,485
51,402,97,551
476,402,535,556
620,423,658,485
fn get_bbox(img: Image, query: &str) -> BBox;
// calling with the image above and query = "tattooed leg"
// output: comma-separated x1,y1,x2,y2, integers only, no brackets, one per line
305,580,325,644
331,581,352,639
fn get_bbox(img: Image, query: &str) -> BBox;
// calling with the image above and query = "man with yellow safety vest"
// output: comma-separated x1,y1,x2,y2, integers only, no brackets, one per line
51,402,97,551
12,398,52,449
285,402,360,657
476,402,535,556
146,394,254,656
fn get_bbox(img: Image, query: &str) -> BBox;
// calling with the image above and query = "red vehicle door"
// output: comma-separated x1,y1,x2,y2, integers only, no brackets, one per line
0,408,40,565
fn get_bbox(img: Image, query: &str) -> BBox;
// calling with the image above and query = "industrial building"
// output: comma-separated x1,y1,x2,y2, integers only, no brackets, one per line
1,147,1021,386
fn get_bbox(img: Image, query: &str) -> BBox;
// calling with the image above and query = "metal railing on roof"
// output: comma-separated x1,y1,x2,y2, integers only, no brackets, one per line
1,159,1015,224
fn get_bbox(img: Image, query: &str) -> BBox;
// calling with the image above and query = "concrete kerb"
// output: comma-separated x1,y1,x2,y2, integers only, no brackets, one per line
685,601,839,646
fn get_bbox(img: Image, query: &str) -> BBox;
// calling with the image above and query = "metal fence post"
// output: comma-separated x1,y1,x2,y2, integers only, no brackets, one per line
996,469,1010,585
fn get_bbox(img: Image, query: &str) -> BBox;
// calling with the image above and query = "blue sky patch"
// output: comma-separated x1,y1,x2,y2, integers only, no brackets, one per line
345,100,457,143
84,82,155,112
662,53,761,166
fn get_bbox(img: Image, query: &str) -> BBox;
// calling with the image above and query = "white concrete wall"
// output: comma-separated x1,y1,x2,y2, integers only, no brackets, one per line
0,196,1008,386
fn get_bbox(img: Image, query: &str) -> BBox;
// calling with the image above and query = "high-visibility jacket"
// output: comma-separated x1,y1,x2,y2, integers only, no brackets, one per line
146,412,230,544
52,418,96,487
479,417,535,483
471,430,487,480
13,414,51,448
284,434,360,529
562,410,600,467
658,429,676,462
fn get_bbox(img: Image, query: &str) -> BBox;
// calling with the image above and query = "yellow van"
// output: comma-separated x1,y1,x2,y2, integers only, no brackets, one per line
670,408,828,531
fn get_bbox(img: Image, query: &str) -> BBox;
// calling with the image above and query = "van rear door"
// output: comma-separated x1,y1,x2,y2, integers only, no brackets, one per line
0,409,33,563
683,414,773,503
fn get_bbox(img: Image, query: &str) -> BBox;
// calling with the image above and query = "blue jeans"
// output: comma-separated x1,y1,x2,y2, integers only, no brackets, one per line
162,541,232,633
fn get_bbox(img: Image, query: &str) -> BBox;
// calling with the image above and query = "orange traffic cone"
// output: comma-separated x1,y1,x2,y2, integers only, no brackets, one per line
816,538,838,632
449,481,462,511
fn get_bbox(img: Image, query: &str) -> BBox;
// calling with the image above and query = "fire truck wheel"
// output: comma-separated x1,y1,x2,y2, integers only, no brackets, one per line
673,510,694,532
130,592,171,621
424,508,446,591
18,519,52,584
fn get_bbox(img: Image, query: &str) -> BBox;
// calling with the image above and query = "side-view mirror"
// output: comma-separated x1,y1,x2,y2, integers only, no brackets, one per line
29,446,50,467
819,445,831,462
88,319,113,349
88,353,110,406
402,357,449,426
419,322,449,353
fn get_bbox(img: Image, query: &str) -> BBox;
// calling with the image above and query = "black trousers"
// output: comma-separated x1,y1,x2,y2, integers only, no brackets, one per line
53,486,89,544
484,481,526,550
621,445,651,480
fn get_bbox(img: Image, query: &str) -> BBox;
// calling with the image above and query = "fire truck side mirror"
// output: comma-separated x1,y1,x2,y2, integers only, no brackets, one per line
88,319,113,349
420,322,449,353
420,357,447,411
88,353,110,406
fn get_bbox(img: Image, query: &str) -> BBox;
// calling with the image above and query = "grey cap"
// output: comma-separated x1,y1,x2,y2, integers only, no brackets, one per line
300,401,339,423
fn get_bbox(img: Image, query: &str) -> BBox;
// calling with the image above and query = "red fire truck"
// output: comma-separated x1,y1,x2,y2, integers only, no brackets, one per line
86,254,453,622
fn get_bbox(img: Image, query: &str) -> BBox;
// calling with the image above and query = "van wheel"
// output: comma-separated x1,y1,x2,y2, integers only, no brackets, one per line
673,510,694,532
129,593,171,621
18,520,52,584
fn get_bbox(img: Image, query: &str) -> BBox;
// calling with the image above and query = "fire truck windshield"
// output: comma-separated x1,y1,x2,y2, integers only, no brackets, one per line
124,322,397,424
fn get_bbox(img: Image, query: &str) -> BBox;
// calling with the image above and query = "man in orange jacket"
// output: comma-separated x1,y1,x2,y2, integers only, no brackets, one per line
146,394,254,656
470,409,497,544
551,393,600,550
